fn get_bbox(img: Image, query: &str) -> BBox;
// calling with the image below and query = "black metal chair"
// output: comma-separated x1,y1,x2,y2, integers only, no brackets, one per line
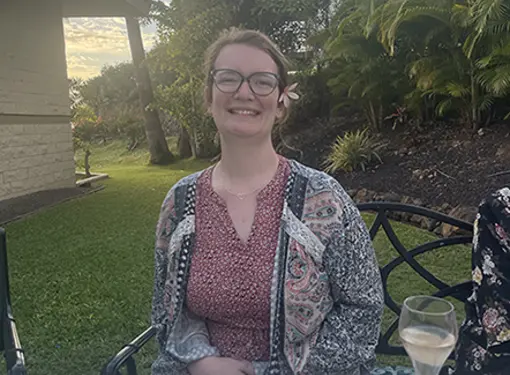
357,202,473,361
101,202,474,375
1,228,27,375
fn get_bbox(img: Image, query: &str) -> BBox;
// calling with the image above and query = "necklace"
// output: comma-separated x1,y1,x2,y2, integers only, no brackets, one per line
223,185,264,200
216,165,275,200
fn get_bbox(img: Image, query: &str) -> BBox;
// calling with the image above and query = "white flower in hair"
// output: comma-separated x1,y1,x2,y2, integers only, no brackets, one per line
279,83,300,108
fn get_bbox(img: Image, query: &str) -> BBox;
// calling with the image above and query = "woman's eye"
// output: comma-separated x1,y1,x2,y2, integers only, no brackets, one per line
257,80,272,87
219,77,238,83
254,77,275,87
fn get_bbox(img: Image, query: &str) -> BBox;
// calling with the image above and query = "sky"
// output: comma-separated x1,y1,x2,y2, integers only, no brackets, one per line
63,17,158,80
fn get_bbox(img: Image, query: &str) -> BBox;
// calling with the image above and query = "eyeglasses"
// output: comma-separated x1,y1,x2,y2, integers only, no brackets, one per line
211,69,280,96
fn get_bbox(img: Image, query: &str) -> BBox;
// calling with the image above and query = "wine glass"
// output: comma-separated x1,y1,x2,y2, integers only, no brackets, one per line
399,296,458,375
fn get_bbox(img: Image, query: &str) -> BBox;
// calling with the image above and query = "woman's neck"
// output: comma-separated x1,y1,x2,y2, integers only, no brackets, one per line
215,136,280,187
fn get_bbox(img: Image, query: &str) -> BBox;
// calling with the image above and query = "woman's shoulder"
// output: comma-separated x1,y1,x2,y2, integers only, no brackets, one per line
288,159,350,198
174,169,207,189
160,168,210,205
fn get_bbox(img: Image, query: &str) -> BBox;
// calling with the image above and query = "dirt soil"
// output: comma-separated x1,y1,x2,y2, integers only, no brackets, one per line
284,116,510,208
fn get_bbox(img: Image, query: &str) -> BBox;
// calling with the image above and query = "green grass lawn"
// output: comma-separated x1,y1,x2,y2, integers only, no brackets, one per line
2,143,471,374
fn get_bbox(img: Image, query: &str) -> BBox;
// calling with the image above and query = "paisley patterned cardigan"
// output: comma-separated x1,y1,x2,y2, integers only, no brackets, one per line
151,160,384,375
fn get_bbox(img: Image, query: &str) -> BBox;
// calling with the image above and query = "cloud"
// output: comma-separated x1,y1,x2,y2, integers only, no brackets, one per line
64,17,157,79
66,54,101,79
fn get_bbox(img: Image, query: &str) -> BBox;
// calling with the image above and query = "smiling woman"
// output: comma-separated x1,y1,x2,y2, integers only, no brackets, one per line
150,28,384,375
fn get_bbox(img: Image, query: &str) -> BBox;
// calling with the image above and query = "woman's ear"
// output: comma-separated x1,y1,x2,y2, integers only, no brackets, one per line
275,107,283,122
275,103,286,123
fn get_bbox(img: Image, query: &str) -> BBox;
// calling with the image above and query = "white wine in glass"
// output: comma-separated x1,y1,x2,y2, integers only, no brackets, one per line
399,296,458,375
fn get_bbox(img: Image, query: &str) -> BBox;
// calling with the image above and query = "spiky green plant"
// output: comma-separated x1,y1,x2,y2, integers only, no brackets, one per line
323,129,384,173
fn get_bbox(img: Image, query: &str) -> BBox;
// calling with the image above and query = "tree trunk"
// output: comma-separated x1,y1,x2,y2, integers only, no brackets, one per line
190,127,198,158
378,102,383,131
423,96,430,122
368,101,378,130
125,16,174,165
470,64,480,131
178,126,193,158
84,149,91,177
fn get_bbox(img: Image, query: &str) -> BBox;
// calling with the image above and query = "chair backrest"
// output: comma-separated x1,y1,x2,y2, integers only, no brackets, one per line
357,202,474,358
0,227,27,374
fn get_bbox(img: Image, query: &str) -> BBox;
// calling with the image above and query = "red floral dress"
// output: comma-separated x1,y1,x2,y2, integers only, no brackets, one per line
186,158,290,362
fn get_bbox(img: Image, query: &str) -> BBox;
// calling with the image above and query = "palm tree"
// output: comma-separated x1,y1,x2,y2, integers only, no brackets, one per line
125,16,174,165
326,0,408,130
468,0,510,118
375,0,497,130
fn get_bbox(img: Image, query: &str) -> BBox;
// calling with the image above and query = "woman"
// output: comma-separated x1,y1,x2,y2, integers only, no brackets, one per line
452,187,510,375
151,28,384,375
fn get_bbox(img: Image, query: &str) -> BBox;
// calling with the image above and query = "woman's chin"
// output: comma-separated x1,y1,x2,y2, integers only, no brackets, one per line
222,121,266,138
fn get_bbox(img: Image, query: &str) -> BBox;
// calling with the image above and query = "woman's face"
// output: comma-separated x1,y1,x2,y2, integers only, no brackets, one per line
209,43,282,140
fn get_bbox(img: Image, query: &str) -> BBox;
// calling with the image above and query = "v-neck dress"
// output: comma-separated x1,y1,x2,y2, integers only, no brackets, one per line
186,158,290,362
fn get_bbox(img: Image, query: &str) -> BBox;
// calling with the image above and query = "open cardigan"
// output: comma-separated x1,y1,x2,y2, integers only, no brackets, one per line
151,159,384,375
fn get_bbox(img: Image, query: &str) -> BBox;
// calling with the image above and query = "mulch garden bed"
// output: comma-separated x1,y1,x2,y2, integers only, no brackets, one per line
284,116,510,209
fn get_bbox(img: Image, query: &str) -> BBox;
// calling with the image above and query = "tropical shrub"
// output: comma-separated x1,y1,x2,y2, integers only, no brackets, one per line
323,129,384,173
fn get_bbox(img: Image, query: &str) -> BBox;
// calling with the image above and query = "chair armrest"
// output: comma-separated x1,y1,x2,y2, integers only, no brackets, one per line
102,325,157,375
4,304,27,375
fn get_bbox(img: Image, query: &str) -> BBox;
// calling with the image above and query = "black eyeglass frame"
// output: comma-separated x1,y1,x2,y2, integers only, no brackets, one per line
210,69,282,97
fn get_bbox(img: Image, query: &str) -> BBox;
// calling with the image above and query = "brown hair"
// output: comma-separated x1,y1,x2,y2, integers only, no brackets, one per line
203,28,292,122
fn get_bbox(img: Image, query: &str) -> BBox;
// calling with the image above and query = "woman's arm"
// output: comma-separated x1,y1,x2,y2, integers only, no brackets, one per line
304,180,384,375
470,187,510,353
151,187,220,374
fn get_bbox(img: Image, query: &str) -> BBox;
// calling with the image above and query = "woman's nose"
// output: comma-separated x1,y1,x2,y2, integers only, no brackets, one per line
234,80,254,99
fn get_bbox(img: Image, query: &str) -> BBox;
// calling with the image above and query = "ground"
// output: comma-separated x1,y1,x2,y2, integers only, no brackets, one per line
2,155,470,374
285,116,510,208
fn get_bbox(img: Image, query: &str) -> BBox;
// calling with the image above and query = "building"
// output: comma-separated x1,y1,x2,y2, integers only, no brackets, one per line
0,0,150,201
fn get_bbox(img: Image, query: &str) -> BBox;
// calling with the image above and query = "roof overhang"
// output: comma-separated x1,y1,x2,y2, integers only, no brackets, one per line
61,0,151,17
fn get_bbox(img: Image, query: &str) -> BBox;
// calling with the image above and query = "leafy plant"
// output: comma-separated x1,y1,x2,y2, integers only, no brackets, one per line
325,0,409,130
71,104,98,143
323,129,384,173
385,106,409,129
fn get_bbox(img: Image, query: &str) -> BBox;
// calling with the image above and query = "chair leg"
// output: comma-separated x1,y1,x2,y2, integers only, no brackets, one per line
126,357,137,375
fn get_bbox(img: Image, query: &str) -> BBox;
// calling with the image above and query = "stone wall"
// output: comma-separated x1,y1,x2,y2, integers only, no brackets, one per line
0,123,75,200
349,188,477,237
0,0,75,201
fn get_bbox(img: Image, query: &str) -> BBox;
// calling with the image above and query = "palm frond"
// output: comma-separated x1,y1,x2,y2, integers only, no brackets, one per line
452,3,472,28
471,0,509,33
361,81,381,97
336,8,366,35
463,31,482,59
348,80,365,97
445,82,470,97
476,55,494,68
478,95,495,112
488,66,510,95
380,3,452,55
436,98,453,116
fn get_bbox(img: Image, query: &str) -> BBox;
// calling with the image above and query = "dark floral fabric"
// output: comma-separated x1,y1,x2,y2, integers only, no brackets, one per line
451,187,510,375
